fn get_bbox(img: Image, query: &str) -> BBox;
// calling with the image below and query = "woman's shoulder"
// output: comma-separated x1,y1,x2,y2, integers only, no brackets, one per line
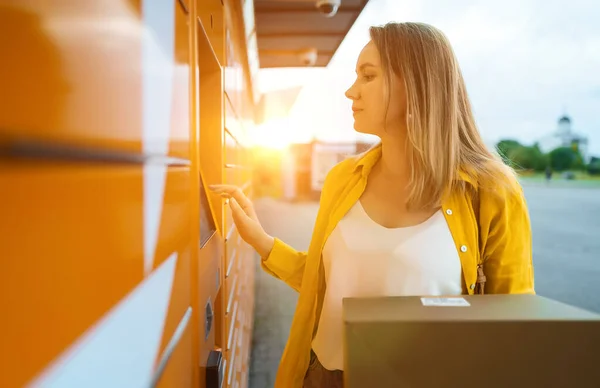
473,163,527,210
325,144,380,182
322,156,358,187
320,150,372,195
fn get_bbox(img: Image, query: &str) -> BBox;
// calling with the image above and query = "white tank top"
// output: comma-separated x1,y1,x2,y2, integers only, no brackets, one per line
311,200,463,371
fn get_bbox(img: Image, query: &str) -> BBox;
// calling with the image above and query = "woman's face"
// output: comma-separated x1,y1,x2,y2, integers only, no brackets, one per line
345,41,407,137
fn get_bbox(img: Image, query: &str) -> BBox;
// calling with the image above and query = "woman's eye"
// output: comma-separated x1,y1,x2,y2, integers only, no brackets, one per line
362,74,375,81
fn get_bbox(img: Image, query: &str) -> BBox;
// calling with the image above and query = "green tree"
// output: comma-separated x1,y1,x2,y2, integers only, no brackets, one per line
495,139,522,165
587,158,600,176
509,145,548,171
572,154,585,170
549,147,578,171
530,143,550,171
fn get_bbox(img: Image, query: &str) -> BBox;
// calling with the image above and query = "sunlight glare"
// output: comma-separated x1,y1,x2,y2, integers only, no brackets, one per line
250,118,296,149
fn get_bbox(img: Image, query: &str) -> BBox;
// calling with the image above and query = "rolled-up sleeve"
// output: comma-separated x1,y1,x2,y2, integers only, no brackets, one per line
260,238,307,293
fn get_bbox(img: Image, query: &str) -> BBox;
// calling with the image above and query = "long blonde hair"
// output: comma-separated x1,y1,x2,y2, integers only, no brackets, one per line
369,22,516,210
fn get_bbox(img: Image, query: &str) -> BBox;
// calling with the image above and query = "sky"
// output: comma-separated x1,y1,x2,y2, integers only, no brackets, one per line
255,0,600,155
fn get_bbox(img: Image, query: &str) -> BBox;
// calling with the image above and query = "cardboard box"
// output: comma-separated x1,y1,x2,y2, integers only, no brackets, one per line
343,294,600,388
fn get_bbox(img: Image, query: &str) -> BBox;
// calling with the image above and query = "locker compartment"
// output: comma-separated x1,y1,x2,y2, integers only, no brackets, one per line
197,0,224,66
226,301,240,353
154,309,194,388
234,300,249,387
225,273,239,318
197,170,224,368
200,169,218,249
242,308,252,367
224,164,237,186
224,199,232,232
198,14,224,232
198,232,223,376
0,162,191,388
198,238,221,341
1,1,191,160
224,222,239,273
227,291,246,358
224,22,243,120
225,242,239,279
225,99,244,146
198,169,223,327
225,276,243,351
236,244,245,275
168,0,192,159
224,128,240,167
224,206,237,243
226,304,246,388
224,164,246,188
226,327,239,388
156,249,194,382
232,329,244,388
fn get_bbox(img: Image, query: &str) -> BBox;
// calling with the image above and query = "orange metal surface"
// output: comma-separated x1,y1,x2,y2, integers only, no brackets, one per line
0,0,144,152
1,162,144,387
1,0,256,386
155,322,194,388
0,163,193,387
0,0,190,159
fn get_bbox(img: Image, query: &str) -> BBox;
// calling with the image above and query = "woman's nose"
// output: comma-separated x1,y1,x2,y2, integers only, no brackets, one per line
345,85,358,100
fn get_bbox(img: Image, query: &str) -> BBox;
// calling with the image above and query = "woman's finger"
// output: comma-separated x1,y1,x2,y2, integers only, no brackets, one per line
218,185,253,211
210,184,257,220
229,197,250,224
231,187,253,209
208,184,237,194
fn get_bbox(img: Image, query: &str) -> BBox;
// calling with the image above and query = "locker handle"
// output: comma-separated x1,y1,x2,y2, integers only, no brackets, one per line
205,298,213,340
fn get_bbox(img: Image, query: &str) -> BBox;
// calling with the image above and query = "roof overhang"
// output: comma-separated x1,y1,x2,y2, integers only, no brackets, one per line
254,0,370,68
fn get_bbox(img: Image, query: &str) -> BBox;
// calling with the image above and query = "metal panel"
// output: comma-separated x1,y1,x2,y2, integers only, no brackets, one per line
259,53,330,68
254,0,364,11
255,11,356,34
257,35,341,51
252,0,370,68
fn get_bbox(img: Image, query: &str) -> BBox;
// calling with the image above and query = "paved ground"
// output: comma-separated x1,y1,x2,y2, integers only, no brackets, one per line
248,200,310,388
248,183,600,388
523,184,600,312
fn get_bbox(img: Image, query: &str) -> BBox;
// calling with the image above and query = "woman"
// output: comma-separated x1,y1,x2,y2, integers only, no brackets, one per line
210,22,535,388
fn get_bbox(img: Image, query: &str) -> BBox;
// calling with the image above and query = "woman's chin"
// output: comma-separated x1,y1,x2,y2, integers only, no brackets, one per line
353,124,376,136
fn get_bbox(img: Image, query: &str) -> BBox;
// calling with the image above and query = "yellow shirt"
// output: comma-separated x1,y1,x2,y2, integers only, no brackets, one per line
261,144,535,388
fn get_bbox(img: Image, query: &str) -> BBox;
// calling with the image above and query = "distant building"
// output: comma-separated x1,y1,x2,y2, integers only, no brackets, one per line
538,115,590,163
281,140,374,201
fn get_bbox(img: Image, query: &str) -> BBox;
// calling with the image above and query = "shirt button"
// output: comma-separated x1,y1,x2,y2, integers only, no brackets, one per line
446,209,453,215
460,245,468,252
470,284,476,290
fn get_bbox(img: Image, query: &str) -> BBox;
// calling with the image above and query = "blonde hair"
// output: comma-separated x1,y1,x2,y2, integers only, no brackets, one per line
369,22,517,210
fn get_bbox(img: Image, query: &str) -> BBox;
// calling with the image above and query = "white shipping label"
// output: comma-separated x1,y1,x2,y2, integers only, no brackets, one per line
421,297,471,307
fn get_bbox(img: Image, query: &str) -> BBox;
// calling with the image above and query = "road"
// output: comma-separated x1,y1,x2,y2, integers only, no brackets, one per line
523,184,600,313
248,184,600,387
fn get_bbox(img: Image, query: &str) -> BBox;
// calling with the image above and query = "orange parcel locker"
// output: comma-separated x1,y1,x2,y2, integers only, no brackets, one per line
0,162,194,387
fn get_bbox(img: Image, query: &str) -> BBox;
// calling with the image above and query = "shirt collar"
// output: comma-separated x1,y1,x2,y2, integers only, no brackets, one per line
352,142,477,187
352,142,382,178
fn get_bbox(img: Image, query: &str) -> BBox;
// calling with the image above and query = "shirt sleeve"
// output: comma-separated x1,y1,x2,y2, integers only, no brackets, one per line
260,238,307,293
258,157,353,293
479,181,536,294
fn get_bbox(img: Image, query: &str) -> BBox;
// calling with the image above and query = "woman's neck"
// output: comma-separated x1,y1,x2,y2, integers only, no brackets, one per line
375,134,410,184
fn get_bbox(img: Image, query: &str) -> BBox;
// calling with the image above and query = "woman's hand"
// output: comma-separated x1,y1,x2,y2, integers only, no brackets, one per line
208,184,274,258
